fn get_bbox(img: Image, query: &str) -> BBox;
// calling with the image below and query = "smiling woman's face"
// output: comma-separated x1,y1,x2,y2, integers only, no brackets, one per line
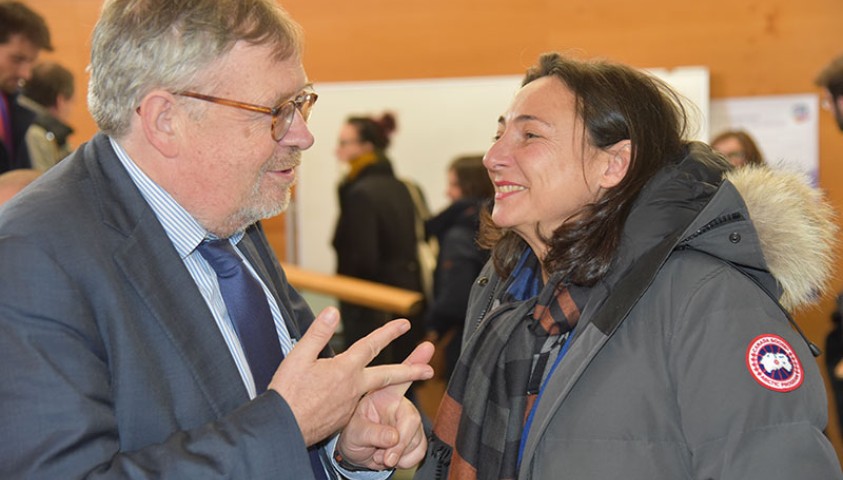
483,76,609,257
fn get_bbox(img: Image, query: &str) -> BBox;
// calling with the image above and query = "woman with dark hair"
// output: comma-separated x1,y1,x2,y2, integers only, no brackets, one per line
711,129,766,167
424,155,494,380
415,53,840,479
332,112,424,365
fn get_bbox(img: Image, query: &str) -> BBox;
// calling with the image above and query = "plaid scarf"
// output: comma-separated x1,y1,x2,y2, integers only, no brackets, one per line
423,252,585,480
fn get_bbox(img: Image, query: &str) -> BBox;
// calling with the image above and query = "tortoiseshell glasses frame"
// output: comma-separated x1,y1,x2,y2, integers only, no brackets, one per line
177,90,318,141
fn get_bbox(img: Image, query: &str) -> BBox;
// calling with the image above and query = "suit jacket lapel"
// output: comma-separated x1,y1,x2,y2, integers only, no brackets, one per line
239,226,306,341
88,134,249,415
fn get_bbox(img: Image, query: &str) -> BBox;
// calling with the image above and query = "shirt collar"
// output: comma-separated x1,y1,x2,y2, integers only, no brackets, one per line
108,137,244,258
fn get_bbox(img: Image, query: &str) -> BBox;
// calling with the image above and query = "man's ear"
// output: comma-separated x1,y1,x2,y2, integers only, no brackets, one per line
598,139,631,189
137,91,180,158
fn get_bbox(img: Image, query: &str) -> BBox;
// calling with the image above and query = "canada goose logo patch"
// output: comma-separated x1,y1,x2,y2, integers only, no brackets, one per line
746,334,803,392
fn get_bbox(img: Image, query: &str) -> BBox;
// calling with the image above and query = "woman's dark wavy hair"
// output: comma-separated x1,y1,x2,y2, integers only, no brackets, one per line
479,52,690,284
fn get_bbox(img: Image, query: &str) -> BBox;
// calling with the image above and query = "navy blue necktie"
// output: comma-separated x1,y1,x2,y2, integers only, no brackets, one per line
198,239,328,480
198,239,282,392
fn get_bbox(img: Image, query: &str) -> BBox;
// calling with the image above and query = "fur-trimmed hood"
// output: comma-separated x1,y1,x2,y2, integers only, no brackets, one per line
618,143,837,313
725,166,837,310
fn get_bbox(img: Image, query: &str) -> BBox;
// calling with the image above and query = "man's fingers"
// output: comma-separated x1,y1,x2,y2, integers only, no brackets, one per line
403,341,435,366
344,319,411,366
363,340,436,396
361,363,434,393
352,422,400,451
288,307,340,361
381,400,424,468
386,341,436,396
391,425,426,469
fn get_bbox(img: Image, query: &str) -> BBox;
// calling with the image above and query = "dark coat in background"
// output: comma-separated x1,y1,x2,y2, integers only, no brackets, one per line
424,197,488,379
0,92,35,173
332,155,423,363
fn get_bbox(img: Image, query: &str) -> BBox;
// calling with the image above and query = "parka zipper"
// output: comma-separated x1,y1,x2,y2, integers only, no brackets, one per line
430,440,453,480
472,275,498,331
678,212,745,245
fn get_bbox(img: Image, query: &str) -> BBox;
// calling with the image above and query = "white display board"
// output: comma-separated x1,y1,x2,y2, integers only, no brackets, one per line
295,67,709,274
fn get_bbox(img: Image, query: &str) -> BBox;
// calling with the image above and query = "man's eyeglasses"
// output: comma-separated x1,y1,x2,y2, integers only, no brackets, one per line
177,90,318,141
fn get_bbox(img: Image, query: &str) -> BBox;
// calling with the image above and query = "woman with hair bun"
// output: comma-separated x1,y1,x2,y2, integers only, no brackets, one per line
333,112,425,365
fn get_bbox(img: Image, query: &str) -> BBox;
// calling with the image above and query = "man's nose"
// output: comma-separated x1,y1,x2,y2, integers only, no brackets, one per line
17,61,34,83
280,109,315,150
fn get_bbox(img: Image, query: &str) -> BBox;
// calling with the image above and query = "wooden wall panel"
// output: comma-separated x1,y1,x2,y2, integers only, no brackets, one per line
23,0,843,461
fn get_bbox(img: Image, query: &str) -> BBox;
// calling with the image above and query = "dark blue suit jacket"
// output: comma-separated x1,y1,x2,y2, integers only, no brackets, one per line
0,133,321,478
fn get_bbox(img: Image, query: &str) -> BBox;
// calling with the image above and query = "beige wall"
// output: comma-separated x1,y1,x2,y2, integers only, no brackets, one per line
26,0,843,459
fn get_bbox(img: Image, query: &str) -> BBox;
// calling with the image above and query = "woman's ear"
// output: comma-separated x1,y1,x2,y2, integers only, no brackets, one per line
137,91,180,158
599,139,632,189
359,140,375,154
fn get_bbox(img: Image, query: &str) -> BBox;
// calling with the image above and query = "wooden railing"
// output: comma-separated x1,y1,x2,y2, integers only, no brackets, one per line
281,263,424,317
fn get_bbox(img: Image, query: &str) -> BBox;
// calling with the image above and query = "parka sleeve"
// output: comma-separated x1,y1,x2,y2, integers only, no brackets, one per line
668,259,842,479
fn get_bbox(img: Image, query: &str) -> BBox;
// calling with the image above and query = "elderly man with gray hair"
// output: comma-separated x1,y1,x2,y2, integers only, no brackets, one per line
0,1,434,478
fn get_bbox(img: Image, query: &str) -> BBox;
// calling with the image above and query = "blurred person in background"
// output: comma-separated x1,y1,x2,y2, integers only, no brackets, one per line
424,154,493,380
711,129,765,168
0,1,52,173
333,112,425,365
816,53,843,132
20,60,75,170
817,52,843,443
